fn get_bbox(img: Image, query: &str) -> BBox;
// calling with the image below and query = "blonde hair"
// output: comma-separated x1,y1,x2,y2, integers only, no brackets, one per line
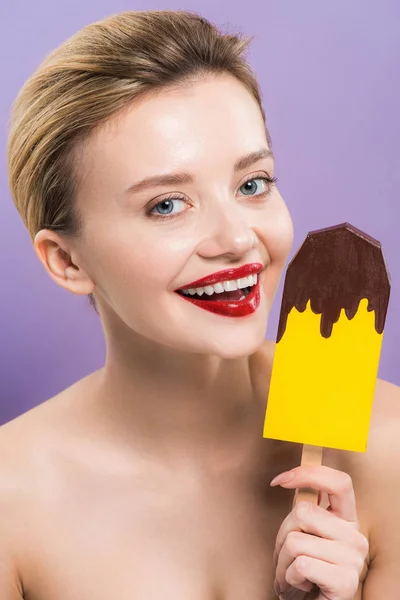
7,9,270,313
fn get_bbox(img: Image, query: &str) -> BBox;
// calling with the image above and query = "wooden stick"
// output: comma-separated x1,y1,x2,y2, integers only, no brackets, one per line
295,444,323,505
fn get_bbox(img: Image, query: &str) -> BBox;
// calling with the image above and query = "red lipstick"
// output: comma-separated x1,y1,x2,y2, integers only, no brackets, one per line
175,262,263,291
174,262,263,318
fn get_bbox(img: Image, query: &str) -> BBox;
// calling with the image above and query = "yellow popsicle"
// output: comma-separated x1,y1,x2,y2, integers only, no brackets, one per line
263,222,391,453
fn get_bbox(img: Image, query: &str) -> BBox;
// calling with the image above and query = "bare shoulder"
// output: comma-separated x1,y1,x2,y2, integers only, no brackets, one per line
360,377,400,486
370,376,400,428
0,372,99,567
355,377,400,597
0,419,27,598
0,372,101,597
323,377,400,597
338,377,400,479
0,404,53,599
0,367,101,482
352,376,400,516
0,370,90,466
0,379,78,513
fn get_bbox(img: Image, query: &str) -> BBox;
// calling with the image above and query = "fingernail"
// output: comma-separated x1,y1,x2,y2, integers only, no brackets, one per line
270,471,295,486
274,580,281,596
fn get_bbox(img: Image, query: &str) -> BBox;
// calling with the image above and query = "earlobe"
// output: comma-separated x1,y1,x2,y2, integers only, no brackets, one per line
63,265,95,296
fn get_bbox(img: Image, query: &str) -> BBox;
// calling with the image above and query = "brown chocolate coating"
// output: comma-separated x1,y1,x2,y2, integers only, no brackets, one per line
276,223,391,342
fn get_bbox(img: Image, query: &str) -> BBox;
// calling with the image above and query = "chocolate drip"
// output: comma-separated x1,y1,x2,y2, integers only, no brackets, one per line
276,223,391,342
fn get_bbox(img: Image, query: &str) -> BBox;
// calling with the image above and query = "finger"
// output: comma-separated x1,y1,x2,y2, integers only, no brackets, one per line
280,580,314,598
271,465,358,522
274,501,361,566
285,557,360,598
275,531,361,595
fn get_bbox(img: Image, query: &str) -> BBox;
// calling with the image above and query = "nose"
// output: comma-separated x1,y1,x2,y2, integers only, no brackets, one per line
196,199,258,259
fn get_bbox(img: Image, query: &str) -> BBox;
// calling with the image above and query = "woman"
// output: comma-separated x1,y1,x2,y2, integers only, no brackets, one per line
2,9,399,599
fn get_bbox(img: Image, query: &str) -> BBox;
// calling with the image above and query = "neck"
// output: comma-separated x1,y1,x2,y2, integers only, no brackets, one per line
89,326,268,468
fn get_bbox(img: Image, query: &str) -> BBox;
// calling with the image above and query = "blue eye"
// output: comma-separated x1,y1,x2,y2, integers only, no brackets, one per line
147,174,277,221
239,175,277,196
149,197,187,217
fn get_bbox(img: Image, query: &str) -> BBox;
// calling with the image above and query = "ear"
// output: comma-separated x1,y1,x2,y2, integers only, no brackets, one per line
34,229,95,297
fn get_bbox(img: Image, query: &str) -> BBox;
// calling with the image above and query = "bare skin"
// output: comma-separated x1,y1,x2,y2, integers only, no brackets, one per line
3,338,395,599
3,73,400,597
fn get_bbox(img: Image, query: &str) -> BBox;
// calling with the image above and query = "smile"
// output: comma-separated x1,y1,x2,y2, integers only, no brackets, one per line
178,273,257,298
175,274,261,318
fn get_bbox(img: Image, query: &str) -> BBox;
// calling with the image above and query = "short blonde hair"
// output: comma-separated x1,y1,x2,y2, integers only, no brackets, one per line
7,10,270,313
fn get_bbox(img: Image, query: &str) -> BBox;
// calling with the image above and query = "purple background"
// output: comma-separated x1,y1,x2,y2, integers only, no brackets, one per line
1,1,399,425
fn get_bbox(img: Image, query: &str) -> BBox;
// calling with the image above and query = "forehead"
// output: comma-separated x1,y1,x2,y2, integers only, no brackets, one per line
79,74,269,194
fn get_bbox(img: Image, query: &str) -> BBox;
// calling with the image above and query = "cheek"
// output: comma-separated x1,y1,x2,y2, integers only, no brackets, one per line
87,227,183,298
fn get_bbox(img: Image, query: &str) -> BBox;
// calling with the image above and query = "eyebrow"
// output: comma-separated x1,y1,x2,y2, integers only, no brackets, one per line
124,148,274,196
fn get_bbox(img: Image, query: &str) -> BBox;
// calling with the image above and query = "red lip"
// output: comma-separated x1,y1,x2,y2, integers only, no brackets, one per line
175,262,263,291
176,277,262,318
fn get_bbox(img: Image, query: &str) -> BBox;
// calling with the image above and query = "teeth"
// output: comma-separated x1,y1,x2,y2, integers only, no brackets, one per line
223,280,238,292
213,282,225,293
181,273,258,296
204,286,215,296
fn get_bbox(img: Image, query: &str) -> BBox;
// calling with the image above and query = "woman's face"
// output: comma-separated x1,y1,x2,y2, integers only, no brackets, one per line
71,73,294,357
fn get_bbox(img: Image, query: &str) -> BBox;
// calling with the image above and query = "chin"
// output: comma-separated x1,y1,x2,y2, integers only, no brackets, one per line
183,317,269,359
212,335,267,359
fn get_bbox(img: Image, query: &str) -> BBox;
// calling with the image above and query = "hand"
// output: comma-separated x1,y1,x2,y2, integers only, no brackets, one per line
270,465,369,599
